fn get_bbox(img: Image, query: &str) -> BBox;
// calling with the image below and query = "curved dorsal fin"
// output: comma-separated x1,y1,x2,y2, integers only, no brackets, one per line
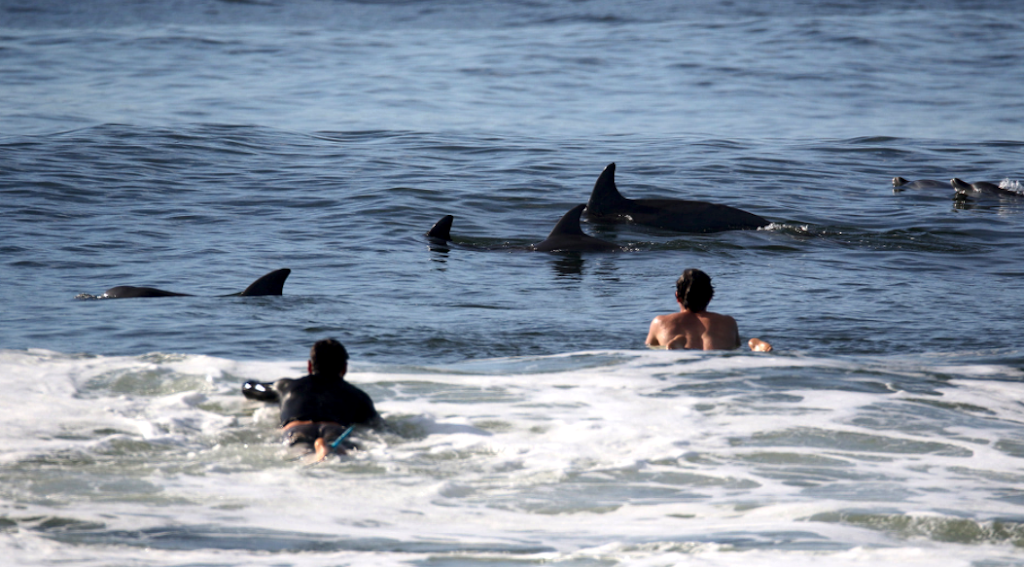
586,162,628,216
426,215,454,241
547,204,587,237
238,268,290,296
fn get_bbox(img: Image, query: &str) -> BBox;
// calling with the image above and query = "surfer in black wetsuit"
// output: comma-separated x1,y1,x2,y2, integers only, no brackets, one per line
242,338,380,461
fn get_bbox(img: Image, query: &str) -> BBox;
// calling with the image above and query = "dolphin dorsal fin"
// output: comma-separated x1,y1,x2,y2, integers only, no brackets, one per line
548,204,587,237
239,268,290,296
586,162,628,216
427,215,454,241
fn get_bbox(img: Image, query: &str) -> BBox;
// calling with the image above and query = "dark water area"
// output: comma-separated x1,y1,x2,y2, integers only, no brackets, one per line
3,126,1023,364
1,0,1023,364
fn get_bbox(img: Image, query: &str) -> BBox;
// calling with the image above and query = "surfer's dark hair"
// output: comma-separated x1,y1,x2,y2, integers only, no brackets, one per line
310,338,349,376
676,269,714,313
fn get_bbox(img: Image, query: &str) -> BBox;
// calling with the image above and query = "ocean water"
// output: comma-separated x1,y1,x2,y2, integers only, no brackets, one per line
2,1,1024,565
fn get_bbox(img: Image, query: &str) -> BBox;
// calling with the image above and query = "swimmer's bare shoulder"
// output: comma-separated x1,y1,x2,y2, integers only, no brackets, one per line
645,313,677,348
707,312,772,352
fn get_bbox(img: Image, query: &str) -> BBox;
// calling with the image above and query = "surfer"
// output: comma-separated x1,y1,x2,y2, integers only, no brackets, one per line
242,338,381,461
645,269,772,352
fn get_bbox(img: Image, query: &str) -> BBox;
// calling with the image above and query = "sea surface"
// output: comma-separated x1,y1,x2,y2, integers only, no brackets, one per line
2,1,1024,565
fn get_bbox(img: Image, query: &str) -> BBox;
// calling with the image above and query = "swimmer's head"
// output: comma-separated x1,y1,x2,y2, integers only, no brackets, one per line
676,269,714,313
310,338,349,377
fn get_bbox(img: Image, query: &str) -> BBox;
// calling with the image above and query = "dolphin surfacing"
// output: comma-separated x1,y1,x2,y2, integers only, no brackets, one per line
584,163,769,233
232,268,292,297
951,178,1019,198
892,177,949,191
100,286,192,299
426,205,620,252
531,204,621,252
83,268,291,299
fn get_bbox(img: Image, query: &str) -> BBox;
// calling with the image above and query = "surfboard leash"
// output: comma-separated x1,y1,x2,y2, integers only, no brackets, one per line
329,425,356,450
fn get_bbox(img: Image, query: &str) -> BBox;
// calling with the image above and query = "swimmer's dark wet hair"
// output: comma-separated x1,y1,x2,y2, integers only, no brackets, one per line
310,338,349,376
676,269,714,313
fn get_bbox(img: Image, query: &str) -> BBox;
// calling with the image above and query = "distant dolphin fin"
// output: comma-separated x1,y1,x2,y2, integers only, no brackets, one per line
532,204,620,252
547,204,588,237
586,162,629,216
426,215,454,241
235,268,290,296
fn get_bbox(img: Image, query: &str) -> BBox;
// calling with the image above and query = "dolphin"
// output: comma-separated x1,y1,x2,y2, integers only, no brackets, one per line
426,205,621,252
99,286,190,299
951,178,1020,198
584,163,770,233
79,268,291,299
892,177,949,191
531,204,621,252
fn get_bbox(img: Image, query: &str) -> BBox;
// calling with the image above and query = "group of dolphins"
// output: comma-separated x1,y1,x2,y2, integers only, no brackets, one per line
426,162,770,253
79,160,770,298
79,163,769,299
892,176,1021,199
79,163,1017,300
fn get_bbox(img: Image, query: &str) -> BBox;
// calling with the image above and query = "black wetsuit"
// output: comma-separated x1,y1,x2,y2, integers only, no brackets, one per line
242,373,378,446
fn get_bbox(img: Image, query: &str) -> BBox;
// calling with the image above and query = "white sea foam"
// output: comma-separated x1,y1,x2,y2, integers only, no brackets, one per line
3,348,1024,566
999,178,1023,194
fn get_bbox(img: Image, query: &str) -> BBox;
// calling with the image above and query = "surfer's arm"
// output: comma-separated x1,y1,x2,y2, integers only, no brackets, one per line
242,379,282,402
747,338,772,352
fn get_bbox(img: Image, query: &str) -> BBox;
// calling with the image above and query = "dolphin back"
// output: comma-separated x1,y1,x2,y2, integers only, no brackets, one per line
583,162,770,232
102,286,192,299
893,178,948,190
237,268,290,296
635,199,769,232
952,178,1018,197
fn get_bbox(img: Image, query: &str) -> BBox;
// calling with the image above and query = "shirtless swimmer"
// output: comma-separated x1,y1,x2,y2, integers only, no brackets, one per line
645,269,772,352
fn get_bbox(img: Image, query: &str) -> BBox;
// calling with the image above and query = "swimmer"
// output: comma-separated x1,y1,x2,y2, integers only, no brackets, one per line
242,338,381,462
645,269,772,352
